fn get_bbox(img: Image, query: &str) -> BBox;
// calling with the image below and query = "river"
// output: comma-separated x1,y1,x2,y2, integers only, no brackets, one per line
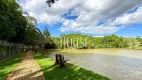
45,48,142,80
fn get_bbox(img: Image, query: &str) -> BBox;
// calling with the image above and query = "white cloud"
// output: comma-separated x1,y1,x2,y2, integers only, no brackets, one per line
60,0,142,34
115,6,142,25
72,0,142,21
60,19,122,34
20,0,80,25
19,0,142,34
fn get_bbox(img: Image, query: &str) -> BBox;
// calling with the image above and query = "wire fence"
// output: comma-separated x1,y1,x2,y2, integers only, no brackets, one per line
0,40,25,61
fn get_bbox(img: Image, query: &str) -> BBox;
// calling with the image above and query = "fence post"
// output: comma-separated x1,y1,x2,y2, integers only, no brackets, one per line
3,50,6,60
0,40,26,60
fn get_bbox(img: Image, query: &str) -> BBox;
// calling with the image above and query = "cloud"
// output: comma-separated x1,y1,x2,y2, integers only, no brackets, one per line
115,6,142,25
20,0,80,25
60,19,123,34
19,0,142,34
71,0,142,21
60,0,142,34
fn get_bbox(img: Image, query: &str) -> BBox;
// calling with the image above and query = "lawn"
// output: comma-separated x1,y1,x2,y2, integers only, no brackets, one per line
0,52,25,80
33,53,110,80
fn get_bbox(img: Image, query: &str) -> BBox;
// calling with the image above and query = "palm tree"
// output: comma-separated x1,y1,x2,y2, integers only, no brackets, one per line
35,27,45,56
24,13,46,55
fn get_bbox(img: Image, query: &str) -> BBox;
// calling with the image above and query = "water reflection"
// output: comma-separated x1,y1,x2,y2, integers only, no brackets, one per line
45,49,142,80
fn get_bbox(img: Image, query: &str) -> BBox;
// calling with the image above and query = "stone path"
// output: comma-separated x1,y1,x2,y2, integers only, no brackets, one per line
7,51,45,80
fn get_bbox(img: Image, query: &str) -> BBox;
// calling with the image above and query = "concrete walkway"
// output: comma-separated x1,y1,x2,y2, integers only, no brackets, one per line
7,51,45,80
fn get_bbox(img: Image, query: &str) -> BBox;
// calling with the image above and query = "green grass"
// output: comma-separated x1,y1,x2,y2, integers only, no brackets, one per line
0,52,25,80
33,53,110,80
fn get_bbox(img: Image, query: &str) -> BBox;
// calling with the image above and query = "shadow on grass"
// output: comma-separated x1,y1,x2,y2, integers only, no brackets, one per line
42,64,109,80
0,52,109,80
33,53,110,80
0,52,25,80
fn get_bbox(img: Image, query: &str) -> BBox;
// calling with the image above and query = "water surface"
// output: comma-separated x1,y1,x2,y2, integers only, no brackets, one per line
45,49,142,80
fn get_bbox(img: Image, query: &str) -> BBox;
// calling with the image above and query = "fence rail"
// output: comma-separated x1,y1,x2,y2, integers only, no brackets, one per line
0,40,25,61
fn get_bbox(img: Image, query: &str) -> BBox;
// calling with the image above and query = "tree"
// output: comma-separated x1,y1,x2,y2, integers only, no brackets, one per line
125,38,140,48
43,27,50,38
43,27,56,49
46,0,59,7
0,0,54,56
0,0,28,43
24,13,47,55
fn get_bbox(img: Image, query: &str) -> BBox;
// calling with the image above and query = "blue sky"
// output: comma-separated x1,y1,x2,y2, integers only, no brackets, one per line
37,23,142,37
115,24,142,37
18,0,142,37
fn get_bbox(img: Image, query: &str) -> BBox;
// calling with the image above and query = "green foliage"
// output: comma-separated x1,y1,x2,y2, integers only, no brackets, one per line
136,36,142,46
43,27,57,49
125,38,140,48
0,0,44,45
0,0,27,43
100,34,126,48
0,45,8,52
43,27,50,38
50,34,140,49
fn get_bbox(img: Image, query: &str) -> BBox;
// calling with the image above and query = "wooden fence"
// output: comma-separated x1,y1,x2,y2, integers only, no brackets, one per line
0,40,25,61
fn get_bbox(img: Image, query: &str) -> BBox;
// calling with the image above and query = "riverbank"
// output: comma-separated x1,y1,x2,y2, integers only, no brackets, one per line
45,47,142,51
33,52,110,80
134,46,142,50
0,52,25,80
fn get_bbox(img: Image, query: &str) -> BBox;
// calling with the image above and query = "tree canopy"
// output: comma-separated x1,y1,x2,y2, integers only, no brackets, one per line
0,0,50,46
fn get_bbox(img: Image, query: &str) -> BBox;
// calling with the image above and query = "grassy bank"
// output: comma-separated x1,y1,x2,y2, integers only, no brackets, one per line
33,53,110,80
0,52,25,80
134,46,142,50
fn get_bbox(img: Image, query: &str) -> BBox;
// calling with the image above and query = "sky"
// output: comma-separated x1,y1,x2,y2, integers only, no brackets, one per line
18,0,142,37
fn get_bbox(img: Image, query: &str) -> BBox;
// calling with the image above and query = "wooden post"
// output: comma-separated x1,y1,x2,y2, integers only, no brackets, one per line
55,54,59,65
59,54,65,67
62,55,64,60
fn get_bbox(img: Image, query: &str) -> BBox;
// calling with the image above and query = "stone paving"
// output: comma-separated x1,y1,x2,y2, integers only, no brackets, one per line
7,51,45,80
